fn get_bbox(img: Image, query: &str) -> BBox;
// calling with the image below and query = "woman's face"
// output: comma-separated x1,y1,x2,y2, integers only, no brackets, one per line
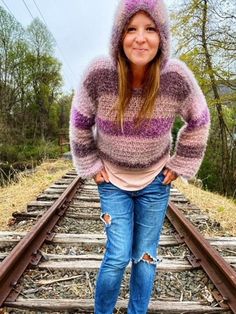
122,11,160,72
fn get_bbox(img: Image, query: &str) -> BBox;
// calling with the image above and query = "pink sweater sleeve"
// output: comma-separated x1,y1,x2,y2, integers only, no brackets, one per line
69,59,104,179
165,60,211,179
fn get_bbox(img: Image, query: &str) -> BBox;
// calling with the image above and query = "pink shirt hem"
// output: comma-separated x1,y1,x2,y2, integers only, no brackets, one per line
102,155,170,191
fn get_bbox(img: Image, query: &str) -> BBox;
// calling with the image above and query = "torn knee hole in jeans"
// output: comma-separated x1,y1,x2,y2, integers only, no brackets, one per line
100,213,112,226
136,252,157,265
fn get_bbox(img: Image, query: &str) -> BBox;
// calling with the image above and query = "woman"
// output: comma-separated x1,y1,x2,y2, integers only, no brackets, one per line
69,0,210,313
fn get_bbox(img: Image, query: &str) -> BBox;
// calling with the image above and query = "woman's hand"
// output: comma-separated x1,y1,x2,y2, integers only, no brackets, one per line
93,168,110,185
162,168,178,185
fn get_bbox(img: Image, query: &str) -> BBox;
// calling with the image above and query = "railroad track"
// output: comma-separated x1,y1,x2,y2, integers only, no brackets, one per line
0,170,235,313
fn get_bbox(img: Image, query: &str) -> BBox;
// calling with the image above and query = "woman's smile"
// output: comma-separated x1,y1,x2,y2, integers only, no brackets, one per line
133,48,148,52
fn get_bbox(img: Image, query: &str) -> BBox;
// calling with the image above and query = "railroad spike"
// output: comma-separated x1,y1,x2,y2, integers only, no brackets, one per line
10,281,17,287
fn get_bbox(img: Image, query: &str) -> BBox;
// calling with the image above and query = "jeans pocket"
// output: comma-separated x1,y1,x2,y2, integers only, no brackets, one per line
97,181,104,186
155,169,171,186
96,180,108,186
155,170,165,184
97,181,112,190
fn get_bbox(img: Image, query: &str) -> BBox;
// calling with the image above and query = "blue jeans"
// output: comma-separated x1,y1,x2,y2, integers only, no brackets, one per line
94,169,171,314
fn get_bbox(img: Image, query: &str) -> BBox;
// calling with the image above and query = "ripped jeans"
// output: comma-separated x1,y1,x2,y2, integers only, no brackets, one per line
94,170,171,314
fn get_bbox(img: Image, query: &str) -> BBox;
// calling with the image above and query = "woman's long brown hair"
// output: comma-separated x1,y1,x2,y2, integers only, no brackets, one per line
115,18,162,132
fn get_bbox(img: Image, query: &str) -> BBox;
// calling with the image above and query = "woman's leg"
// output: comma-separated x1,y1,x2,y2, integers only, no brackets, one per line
128,171,171,314
95,182,134,314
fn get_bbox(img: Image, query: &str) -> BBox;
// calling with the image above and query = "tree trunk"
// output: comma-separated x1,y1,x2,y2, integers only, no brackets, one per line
201,0,232,195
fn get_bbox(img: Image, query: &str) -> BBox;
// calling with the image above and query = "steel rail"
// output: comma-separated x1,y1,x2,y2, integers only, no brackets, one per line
167,201,236,313
0,176,82,306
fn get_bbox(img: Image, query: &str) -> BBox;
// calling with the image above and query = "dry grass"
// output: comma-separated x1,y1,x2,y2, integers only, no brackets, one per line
174,177,236,236
0,158,72,230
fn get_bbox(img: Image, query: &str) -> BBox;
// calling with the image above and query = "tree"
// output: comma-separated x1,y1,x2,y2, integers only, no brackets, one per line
170,0,236,196
0,6,25,141
26,18,62,141
0,6,65,155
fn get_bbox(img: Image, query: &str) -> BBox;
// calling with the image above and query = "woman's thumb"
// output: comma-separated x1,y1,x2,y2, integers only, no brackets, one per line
101,169,110,183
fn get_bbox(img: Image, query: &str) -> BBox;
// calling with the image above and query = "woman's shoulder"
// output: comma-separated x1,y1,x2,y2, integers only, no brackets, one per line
160,58,202,101
79,56,118,97
162,58,198,85
83,56,116,78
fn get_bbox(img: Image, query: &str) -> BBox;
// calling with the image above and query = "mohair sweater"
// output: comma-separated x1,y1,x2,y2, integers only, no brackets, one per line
69,0,210,180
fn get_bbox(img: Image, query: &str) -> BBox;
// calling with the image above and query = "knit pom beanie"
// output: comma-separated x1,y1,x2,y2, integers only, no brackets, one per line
110,0,171,70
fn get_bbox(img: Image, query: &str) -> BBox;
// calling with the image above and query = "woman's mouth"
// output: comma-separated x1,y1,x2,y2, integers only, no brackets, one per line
133,48,148,52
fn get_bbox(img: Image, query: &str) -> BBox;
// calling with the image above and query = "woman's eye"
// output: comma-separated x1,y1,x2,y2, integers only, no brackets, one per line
147,27,156,32
127,27,136,32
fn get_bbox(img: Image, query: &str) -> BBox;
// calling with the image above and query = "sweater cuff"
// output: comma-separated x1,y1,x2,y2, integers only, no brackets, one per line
165,155,201,181
74,158,104,180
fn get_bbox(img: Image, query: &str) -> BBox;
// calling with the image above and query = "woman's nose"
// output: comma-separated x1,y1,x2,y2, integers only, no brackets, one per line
135,32,146,43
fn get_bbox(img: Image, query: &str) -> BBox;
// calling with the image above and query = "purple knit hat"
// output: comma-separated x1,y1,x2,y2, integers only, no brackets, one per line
110,0,171,70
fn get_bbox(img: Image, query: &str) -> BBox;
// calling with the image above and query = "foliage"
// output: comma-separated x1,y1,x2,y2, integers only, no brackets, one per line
170,0,236,197
0,5,72,168
0,140,64,163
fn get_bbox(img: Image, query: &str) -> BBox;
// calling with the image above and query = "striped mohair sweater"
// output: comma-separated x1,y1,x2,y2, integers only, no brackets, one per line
69,0,210,180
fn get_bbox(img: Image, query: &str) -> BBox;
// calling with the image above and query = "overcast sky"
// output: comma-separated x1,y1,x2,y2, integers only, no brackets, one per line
1,0,173,93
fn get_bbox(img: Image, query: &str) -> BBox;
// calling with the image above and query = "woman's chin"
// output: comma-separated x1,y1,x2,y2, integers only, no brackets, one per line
130,59,150,69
